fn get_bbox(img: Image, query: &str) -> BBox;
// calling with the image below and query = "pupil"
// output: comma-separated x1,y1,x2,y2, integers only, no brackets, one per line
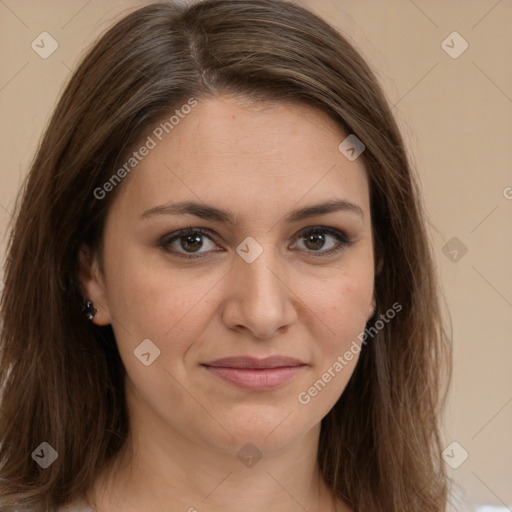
306,233,324,250
182,233,202,252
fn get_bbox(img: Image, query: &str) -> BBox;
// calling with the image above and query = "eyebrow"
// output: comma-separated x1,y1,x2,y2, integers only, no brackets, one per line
139,198,364,224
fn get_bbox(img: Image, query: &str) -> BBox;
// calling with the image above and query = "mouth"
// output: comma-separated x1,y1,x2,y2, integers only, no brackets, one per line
201,356,307,390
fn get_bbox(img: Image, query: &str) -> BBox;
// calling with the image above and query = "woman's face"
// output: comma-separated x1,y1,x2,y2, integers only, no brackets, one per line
81,95,375,456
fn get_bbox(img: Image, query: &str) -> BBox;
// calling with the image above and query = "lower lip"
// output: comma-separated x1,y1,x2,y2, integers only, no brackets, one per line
201,365,305,390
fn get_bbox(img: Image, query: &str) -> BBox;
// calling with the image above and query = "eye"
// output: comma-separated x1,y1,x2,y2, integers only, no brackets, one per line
291,226,353,257
159,225,353,260
159,226,221,259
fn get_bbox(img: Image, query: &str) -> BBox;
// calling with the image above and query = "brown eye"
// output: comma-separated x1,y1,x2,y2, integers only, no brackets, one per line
179,232,204,253
304,232,326,251
160,227,221,258
292,227,352,256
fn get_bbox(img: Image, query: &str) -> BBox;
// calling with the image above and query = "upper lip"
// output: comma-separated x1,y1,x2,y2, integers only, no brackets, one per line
202,356,306,369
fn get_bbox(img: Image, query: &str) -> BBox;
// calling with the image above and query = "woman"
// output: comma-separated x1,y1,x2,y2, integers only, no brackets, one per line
0,1,451,511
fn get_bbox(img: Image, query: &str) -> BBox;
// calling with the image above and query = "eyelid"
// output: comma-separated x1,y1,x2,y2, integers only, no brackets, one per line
158,227,221,259
158,225,353,259
293,225,351,243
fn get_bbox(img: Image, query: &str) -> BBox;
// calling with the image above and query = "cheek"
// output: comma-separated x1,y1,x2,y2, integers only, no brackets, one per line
103,245,221,354
300,266,373,388
302,263,374,339
293,275,372,416
332,277,373,330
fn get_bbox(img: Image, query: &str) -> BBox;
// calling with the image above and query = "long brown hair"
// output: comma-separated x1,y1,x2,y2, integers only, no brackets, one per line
0,1,451,510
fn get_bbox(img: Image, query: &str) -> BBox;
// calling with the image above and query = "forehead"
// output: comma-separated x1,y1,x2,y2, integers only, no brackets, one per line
113,95,370,222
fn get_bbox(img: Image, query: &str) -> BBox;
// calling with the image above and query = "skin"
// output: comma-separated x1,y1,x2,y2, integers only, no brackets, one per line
79,95,376,512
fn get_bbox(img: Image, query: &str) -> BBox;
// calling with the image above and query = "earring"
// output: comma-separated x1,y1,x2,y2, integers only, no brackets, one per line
82,300,98,321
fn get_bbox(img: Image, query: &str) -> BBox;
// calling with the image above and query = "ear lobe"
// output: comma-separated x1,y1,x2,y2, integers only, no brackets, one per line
368,296,376,320
78,245,112,326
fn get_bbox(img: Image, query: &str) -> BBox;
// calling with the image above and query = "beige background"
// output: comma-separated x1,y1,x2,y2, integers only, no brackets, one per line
1,1,511,510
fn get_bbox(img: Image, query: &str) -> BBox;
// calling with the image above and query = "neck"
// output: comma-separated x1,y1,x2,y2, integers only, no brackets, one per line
87,419,340,511
86,378,346,512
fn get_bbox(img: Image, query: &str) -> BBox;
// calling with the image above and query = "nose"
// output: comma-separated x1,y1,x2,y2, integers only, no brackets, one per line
221,247,298,339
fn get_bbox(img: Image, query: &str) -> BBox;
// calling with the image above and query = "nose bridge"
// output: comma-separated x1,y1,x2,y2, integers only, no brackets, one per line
223,236,297,337
236,238,285,305
244,251,280,296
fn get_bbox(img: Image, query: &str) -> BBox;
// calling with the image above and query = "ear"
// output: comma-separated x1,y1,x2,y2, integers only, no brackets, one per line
368,294,376,320
78,245,112,326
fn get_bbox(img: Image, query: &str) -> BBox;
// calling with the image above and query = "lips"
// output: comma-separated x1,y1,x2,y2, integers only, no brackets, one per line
201,356,307,390
202,356,305,369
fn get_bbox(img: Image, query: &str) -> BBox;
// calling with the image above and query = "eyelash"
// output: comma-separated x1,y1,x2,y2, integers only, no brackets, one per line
158,225,353,260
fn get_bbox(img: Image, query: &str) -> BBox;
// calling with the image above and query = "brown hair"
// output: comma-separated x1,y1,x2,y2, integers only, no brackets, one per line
0,1,451,510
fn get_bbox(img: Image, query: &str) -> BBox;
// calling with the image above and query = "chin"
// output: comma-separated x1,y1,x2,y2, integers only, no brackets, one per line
204,407,313,456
